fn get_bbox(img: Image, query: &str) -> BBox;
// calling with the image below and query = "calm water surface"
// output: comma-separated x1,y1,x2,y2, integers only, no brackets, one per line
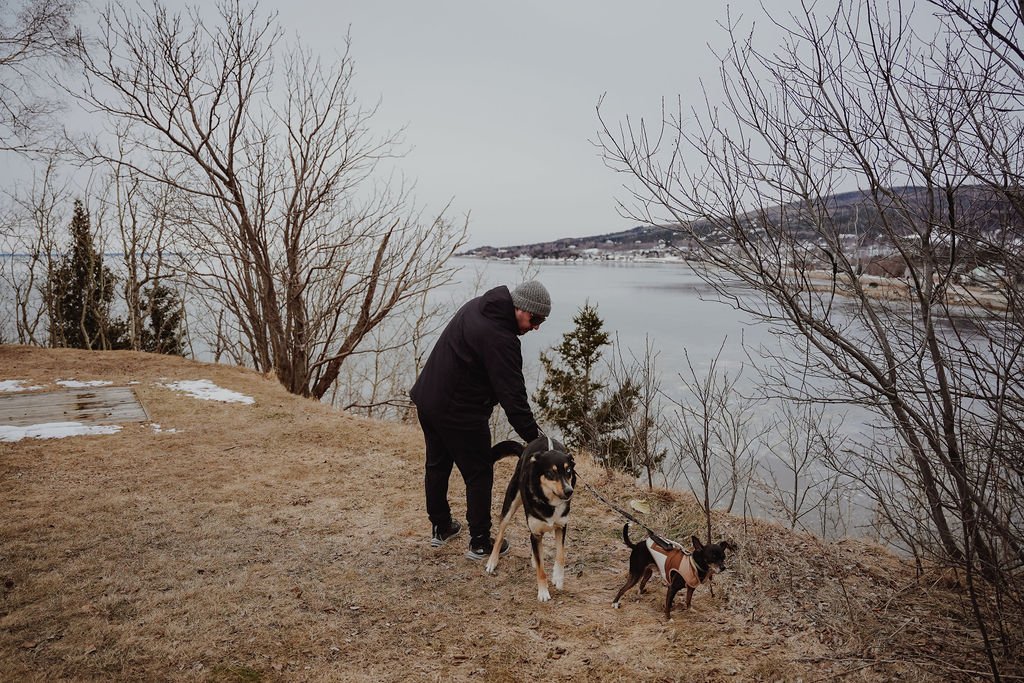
442,257,775,399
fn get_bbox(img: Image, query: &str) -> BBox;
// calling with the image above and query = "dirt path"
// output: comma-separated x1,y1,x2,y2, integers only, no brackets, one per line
0,346,1008,681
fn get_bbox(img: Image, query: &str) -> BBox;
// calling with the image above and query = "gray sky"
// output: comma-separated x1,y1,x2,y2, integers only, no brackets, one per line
273,1,790,249
2,1,804,249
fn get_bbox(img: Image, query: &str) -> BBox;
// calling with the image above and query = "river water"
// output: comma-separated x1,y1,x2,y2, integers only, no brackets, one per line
442,257,773,394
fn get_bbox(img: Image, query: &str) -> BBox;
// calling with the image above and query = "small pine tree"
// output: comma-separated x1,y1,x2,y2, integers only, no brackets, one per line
534,302,641,472
49,200,125,349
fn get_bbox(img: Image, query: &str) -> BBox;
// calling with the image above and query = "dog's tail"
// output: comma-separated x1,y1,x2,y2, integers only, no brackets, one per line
490,440,524,463
621,523,639,549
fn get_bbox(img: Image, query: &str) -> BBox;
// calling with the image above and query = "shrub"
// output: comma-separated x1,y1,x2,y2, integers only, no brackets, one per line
534,302,641,473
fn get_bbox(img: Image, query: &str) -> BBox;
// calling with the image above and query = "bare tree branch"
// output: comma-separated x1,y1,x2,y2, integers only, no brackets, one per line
598,0,1024,674
69,0,466,399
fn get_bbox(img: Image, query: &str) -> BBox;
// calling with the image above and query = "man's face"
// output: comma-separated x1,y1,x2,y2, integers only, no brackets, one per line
515,308,545,335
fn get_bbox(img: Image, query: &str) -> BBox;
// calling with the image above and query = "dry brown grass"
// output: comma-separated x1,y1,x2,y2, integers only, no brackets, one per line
1,345,1018,682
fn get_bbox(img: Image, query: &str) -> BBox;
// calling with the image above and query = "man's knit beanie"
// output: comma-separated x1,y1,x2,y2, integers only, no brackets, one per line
510,280,552,317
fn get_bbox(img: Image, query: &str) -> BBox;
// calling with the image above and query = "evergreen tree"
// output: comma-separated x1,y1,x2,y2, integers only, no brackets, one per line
534,303,641,473
137,283,186,356
49,200,124,349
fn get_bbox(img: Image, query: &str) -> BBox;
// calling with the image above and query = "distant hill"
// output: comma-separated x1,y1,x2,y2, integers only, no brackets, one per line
463,223,682,259
464,185,1019,259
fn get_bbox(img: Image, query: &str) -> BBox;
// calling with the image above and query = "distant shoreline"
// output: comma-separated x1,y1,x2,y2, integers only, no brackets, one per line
803,270,1008,312
6,252,1006,312
458,255,1009,312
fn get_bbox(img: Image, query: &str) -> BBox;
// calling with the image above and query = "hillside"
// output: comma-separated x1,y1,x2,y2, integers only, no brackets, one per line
464,185,1019,260
0,346,1015,681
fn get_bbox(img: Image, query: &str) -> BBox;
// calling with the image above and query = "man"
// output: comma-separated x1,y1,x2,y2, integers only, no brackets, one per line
410,280,551,560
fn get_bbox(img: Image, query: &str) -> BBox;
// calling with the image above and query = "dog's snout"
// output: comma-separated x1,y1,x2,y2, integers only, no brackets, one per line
563,482,574,498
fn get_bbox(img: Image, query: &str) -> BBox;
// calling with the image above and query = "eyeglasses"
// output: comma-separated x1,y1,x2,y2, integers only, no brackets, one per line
529,313,546,326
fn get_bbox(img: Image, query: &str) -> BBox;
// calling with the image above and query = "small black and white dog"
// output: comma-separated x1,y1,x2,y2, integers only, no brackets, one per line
612,523,737,619
485,436,577,602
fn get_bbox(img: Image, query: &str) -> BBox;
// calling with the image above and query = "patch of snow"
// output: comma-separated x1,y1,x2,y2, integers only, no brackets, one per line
56,379,114,388
160,379,255,405
148,423,179,434
0,380,44,393
0,422,123,442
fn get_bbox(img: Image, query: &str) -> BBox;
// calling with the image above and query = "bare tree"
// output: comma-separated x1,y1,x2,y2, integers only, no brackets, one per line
103,153,188,354
0,157,66,344
664,344,761,541
758,401,847,536
0,0,78,151
609,335,667,490
598,0,1024,675
69,0,465,398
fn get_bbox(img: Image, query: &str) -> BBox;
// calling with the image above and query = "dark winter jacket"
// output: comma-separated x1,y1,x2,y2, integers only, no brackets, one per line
410,285,540,442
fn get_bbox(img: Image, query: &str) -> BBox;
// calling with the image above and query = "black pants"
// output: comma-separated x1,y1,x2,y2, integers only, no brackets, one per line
418,413,493,541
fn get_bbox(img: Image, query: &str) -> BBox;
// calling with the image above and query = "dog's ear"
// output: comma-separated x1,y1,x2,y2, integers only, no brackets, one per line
722,540,738,552
691,535,704,551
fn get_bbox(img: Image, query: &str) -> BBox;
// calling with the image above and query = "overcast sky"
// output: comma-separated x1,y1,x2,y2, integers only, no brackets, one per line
266,1,803,249
3,1,809,250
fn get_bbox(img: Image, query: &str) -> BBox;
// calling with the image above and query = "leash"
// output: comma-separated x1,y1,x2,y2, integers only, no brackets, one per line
581,479,708,585
580,478,685,551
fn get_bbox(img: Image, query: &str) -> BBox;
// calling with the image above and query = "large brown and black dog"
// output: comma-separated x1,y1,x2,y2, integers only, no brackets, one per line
485,436,576,602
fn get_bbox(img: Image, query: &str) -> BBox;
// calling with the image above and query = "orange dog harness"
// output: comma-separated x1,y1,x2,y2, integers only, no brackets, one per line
645,538,701,589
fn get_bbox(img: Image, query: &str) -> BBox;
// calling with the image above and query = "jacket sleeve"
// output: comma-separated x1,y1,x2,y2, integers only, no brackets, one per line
480,333,540,443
